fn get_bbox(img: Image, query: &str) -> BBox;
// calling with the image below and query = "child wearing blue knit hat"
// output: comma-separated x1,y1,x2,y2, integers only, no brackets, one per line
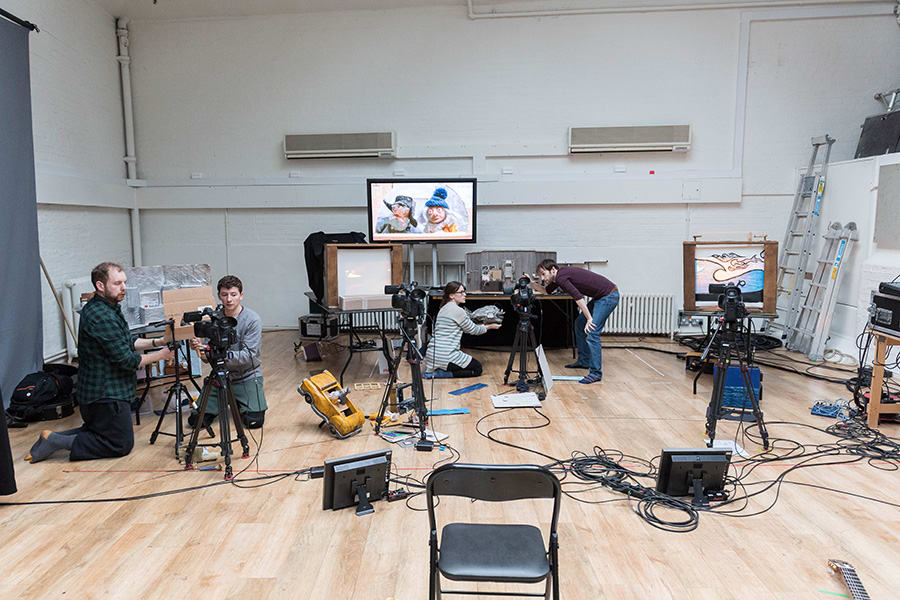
422,187,459,234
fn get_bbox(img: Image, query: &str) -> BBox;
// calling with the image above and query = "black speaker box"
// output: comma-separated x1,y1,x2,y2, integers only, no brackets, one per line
855,111,900,159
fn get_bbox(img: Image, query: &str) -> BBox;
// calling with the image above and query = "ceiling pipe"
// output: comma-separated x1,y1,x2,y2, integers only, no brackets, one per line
467,0,892,19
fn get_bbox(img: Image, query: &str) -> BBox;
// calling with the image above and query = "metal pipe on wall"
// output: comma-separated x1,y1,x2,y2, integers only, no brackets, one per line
116,17,136,180
117,17,142,266
130,207,142,266
467,0,891,19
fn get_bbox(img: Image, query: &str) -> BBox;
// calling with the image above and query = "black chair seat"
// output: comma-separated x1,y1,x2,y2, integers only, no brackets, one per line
439,523,549,583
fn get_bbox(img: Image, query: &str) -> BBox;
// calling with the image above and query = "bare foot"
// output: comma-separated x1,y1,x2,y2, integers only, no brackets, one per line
24,430,54,463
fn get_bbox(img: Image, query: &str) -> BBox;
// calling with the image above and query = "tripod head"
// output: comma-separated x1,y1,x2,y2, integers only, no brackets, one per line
709,283,748,324
182,304,237,351
385,282,427,323
511,277,537,320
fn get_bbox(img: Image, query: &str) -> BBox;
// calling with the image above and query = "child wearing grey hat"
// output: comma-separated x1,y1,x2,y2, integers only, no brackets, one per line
376,195,418,234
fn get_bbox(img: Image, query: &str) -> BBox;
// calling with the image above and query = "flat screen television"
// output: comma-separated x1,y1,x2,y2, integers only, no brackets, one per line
655,447,731,506
322,449,392,516
367,178,476,244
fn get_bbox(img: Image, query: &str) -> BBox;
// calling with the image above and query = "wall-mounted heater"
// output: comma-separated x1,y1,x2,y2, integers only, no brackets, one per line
284,132,395,159
568,125,691,154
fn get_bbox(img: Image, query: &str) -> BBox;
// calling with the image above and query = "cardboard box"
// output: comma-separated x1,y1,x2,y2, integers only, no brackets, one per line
339,295,366,311
338,295,395,311
162,286,216,341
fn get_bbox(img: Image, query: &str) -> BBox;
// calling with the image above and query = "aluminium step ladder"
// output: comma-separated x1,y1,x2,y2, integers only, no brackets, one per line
771,134,836,339
785,221,858,359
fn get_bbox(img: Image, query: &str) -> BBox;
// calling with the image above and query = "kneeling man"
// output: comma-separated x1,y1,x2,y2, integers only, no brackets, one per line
26,262,174,462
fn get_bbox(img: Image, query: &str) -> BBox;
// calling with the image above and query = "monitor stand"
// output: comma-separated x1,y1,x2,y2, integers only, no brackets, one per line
690,477,708,507
355,481,375,516
432,243,439,288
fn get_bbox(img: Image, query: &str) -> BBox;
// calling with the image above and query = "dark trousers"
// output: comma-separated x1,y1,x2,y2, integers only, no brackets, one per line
447,357,483,378
69,399,135,461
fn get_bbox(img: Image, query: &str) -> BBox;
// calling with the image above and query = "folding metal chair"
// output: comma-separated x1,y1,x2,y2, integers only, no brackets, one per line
426,463,561,599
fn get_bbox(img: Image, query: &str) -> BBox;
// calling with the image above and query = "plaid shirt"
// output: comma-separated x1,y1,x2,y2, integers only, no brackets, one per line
76,294,141,405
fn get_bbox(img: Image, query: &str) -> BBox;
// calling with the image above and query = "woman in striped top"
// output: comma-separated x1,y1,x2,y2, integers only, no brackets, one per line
425,281,501,377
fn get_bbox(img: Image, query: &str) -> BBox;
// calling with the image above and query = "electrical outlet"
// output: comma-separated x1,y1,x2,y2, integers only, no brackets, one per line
678,312,704,328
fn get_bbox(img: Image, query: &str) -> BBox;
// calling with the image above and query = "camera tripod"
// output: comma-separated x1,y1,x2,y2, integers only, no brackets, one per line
148,325,204,459
183,348,251,479
703,316,770,450
503,308,545,399
373,318,433,451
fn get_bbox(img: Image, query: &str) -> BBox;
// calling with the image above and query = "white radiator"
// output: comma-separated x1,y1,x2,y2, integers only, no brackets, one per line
604,293,675,337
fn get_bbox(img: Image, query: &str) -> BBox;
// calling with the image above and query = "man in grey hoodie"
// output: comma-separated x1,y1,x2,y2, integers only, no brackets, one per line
189,275,267,429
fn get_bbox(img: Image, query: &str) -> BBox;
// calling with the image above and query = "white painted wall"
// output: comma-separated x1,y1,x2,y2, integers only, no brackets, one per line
742,13,900,195
817,153,900,359
124,4,899,328
37,206,134,358
139,198,795,327
128,8,740,180
19,2,900,337
5,0,136,357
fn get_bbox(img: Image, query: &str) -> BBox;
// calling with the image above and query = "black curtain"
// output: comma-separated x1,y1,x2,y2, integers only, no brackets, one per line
1,13,41,495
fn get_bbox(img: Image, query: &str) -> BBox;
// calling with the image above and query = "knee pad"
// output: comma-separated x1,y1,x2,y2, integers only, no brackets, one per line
188,412,217,430
242,411,265,429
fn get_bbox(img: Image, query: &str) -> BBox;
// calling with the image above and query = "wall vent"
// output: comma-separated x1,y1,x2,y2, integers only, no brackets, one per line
569,125,691,154
284,132,395,159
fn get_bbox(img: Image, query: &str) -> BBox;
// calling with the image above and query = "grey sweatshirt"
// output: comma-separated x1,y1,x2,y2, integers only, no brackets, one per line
224,306,263,382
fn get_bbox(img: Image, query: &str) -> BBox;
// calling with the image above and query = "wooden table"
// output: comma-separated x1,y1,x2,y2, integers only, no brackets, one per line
427,292,576,355
867,328,900,428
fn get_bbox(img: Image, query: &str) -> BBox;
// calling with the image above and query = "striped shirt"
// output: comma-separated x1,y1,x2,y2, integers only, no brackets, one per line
425,302,487,371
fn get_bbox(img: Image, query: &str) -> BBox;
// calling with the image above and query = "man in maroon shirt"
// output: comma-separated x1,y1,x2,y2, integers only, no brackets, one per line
536,260,619,384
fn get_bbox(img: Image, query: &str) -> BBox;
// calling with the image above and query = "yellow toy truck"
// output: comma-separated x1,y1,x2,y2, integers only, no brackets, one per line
298,370,365,439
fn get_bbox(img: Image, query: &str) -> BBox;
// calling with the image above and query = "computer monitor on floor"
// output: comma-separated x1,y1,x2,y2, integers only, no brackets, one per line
322,449,393,516
655,448,731,506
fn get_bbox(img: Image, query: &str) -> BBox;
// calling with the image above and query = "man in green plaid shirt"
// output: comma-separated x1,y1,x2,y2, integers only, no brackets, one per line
26,263,173,463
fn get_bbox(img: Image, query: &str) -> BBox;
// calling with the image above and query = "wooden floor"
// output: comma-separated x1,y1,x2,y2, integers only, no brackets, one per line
3,331,898,599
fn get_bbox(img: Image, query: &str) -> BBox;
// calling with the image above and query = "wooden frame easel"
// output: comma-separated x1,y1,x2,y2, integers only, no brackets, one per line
682,240,778,314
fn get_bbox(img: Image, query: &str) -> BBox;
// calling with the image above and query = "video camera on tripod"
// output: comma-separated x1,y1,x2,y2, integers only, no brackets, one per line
385,282,427,322
377,281,433,451
709,283,747,323
180,305,251,479
510,276,536,315
702,282,770,450
182,305,237,352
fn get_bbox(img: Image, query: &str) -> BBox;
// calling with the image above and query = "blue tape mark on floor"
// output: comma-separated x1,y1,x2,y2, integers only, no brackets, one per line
448,382,488,396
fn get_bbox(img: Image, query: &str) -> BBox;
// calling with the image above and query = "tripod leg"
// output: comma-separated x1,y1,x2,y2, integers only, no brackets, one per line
174,384,184,459
528,325,546,400
227,385,251,460
408,350,432,451
183,376,213,469
149,385,177,445
705,350,729,447
504,327,521,385
217,384,233,480
517,322,530,393
738,360,770,450
374,351,401,435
